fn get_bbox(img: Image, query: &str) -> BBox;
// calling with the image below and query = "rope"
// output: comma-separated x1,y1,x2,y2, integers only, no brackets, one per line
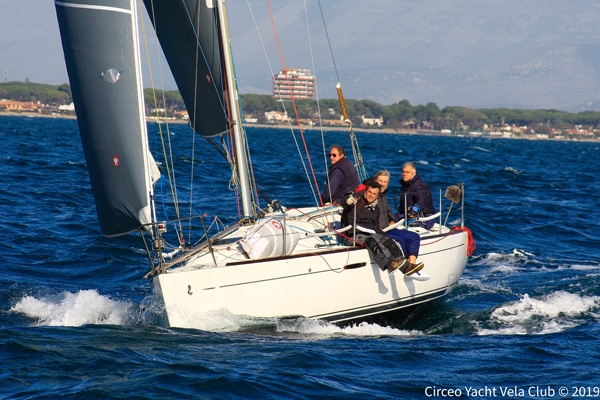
138,0,184,244
452,226,476,256
317,0,340,83
316,1,368,182
245,1,321,206
265,0,322,203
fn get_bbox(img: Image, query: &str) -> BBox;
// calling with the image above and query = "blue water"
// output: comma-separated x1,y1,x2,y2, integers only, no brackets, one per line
2,115,600,399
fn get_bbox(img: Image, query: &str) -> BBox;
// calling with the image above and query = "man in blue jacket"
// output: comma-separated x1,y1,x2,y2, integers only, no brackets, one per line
320,145,359,205
397,162,436,228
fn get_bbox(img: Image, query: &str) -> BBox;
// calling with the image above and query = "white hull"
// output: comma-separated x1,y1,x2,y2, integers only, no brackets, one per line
151,207,469,329
55,1,471,331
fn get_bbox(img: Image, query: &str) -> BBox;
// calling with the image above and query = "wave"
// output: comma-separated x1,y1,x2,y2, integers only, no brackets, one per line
466,248,541,276
10,289,133,327
276,318,420,337
9,290,422,337
475,291,600,336
502,166,523,174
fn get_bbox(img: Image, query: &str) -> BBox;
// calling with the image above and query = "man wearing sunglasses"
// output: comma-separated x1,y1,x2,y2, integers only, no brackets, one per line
320,145,359,205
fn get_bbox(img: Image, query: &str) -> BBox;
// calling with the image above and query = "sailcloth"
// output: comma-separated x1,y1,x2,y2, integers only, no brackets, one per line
143,0,228,138
55,0,158,236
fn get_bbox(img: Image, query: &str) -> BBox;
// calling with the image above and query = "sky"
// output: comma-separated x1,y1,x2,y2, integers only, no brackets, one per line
3,0,600,112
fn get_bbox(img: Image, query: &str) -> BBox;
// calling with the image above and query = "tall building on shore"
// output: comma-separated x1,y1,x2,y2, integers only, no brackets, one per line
272,68,316,100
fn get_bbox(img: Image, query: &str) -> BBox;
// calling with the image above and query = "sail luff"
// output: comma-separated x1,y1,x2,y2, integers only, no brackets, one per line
132,0,160,231
55,0,156,236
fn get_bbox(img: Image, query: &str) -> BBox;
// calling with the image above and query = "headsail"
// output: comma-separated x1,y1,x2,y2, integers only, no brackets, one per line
55,0,158,236
142,0,228,138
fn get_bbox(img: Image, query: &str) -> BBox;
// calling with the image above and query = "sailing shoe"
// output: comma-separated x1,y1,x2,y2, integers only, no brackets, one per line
404,262,424,276
388,259,409,274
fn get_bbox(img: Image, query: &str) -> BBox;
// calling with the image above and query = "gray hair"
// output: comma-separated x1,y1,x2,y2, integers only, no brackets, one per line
373,169,391,179
402,162,416,172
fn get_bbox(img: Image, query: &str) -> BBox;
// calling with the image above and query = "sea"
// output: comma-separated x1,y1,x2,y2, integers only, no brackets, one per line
1,114,599,399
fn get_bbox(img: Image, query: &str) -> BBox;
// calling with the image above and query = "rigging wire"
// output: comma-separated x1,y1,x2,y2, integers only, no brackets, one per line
300,0,329,207
219,2,257,216
244,0,320,207
301,0,329,203
316,0,340,84
143,1,249,237
316,0,368,183
264,0,323,206
185,1,201,242
179,2,228,115
138,0,184,243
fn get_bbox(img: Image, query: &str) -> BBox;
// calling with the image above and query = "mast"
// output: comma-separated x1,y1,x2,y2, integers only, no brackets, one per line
216,0,253,217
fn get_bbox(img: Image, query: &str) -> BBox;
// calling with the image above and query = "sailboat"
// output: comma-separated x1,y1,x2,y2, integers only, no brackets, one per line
54,0,473,329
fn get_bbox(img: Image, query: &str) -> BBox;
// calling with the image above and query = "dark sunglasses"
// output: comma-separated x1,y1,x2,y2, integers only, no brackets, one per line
329,154,339,158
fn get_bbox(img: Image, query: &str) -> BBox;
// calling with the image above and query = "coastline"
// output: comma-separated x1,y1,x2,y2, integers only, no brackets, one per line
1,111,597,142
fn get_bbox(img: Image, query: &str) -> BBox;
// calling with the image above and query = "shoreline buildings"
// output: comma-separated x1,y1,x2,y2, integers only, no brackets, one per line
272,68,316,100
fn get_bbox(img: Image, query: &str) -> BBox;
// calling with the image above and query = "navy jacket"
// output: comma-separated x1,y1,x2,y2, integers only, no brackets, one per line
341,197,384,237
320,157,359,204
398,172,436,215
356,187,395,229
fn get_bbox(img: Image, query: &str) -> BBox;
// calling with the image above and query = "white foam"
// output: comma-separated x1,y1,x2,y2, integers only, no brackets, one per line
512,248,535,257
457,278,512,296
277,318,419,337
177,309,277,333
467,249,540,278
570,264,600,271
487,265,520,274
9,290,423,336
477,291,600,335
503,166,523,174
170,311,421,336
11,289,133,327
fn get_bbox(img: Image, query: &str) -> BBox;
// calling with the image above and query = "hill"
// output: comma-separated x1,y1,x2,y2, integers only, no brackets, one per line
1,81,599,139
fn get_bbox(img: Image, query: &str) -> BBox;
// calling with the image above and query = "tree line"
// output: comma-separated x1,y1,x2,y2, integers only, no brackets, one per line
3,81,600,131
239,94,600,132
0,81,72,105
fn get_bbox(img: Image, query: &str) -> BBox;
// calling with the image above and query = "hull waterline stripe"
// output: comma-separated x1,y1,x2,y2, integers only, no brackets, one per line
317,285,453,322
55,1,132,15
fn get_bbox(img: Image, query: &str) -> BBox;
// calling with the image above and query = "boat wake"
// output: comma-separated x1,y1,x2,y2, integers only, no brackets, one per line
276,318,420,337
475,291,600,335
9,289,421,337
444,248,600,336
12,286,598,337
10,289,133,327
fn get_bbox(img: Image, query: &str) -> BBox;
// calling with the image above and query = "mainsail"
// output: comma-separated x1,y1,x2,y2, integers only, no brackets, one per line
142,0,228,138
55,0,158,236
143,0,254,215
